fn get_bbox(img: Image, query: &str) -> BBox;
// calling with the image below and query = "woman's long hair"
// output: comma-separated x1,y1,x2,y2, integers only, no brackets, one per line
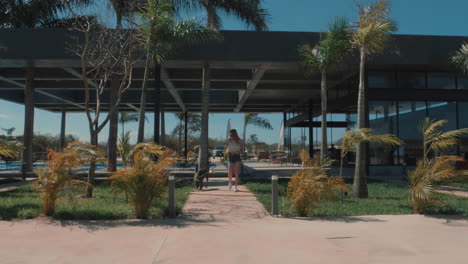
229,129,241,144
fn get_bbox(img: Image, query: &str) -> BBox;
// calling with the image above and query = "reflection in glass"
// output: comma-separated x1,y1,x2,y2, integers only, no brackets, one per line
458,77,468,90
368,71,395,89
427,72,455,89
399,72,425,89
398,101,427,165
369,101,398,165
459,103,468,159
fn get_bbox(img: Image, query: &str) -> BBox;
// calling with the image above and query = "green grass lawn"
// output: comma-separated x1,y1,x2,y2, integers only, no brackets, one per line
245,178,468,217
0,180,193,220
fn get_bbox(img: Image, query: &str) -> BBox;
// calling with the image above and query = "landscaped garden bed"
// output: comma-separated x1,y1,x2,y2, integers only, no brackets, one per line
245,178,468,217
0,180,192,221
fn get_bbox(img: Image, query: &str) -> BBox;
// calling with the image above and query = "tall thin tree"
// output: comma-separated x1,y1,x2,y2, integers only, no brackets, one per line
242,113,273,150
298,16,351,161
170,0,270,31
135,0,220,143
351,0,397,198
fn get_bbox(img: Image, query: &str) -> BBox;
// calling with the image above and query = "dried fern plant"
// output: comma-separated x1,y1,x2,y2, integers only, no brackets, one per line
409,118,468,213
339,128,403,177
287,149,348,216
33,142,103,216
110,143,177,219
0,139,20,159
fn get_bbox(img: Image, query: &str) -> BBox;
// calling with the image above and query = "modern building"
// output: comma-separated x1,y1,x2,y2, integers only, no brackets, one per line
1,29,467,177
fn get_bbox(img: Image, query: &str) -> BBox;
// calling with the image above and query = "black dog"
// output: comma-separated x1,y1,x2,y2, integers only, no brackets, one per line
193,169,209,190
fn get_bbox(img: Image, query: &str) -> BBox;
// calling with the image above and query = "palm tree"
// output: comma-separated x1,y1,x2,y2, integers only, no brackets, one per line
170,0,270,31
242,113,272,149
135,0,221,143
452,42,468,73
351,0,397,198
298,16,351,161
172,112,202,153
0,0,91,28
118,112,139,139
409,118,468,213
108,0,145,28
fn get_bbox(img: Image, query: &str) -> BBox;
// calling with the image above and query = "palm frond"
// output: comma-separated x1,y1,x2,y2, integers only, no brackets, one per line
352,0,397,55
451,42,468,74
340,128,403,158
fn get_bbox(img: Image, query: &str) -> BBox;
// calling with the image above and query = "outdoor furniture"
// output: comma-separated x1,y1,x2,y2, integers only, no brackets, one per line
270,151,287,166
257,151,269,161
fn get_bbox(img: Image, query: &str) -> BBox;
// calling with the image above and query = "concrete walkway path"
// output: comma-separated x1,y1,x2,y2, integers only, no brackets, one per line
0,178,468,263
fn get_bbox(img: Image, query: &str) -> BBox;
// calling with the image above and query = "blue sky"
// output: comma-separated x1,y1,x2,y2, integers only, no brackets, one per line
1,0,468,145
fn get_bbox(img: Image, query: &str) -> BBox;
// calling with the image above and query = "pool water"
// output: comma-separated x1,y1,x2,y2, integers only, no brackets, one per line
0,161,216,171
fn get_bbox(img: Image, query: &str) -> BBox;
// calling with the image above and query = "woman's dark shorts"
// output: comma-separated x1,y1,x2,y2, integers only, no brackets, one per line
228,154,242,163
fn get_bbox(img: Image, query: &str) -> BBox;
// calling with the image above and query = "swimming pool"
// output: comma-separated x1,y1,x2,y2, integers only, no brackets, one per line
0,161,216,171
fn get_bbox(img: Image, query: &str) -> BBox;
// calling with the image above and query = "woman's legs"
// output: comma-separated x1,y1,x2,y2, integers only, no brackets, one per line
234,162,241,190
228,161,233,189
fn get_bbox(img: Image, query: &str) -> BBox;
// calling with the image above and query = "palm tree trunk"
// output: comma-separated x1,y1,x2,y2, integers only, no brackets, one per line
206,5,217,30
86,128,98,198
353,48,369,198
320,69,328,161
243,123,248,147
107,76,119,172
178,118,182,153
121,120,124,140
137,54,151,143
199,64,210,171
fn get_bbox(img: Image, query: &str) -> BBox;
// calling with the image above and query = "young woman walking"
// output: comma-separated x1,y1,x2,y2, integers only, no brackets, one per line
224,129,243,192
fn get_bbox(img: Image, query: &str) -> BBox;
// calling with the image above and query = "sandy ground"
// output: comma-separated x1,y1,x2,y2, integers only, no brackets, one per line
0,178,467,264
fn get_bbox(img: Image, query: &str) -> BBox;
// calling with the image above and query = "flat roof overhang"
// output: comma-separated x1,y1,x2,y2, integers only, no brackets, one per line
1,30,467,113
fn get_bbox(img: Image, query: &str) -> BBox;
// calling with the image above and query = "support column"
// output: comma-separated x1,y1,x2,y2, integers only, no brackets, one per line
198,63,210,171
22,62,34,174
160,106,165,146
60,109,66,149
154,65,161,144
107,76,119,172
184,111,188,159
283,112,287,154
308,100,314,157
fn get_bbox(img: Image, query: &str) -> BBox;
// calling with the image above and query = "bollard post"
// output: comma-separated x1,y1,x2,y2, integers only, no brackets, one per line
271,175,279,216
169,175,175,218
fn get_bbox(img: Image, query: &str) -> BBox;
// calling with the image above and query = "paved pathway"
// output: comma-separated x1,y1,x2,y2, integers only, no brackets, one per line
0,178,468,263
436,185,468,198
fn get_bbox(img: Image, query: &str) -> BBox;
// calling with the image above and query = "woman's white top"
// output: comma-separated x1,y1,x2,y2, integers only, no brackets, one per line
227,138,241,153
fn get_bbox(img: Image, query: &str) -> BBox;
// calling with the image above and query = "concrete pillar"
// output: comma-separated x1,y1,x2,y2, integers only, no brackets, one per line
22,62,34,174
160,107,165,145
154,65,161,144
308,100,314,157
60,109,66,149
184,111,188,159
198,63,210,171
107,76,119,172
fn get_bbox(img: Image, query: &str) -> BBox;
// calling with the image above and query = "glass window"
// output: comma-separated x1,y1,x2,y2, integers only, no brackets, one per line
368,71,396,89
458,77,468,89
427,101,457,155
398,72,425,89
427,72,455,89
369,101,399,165
459,103,468,159
398,101,427,165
